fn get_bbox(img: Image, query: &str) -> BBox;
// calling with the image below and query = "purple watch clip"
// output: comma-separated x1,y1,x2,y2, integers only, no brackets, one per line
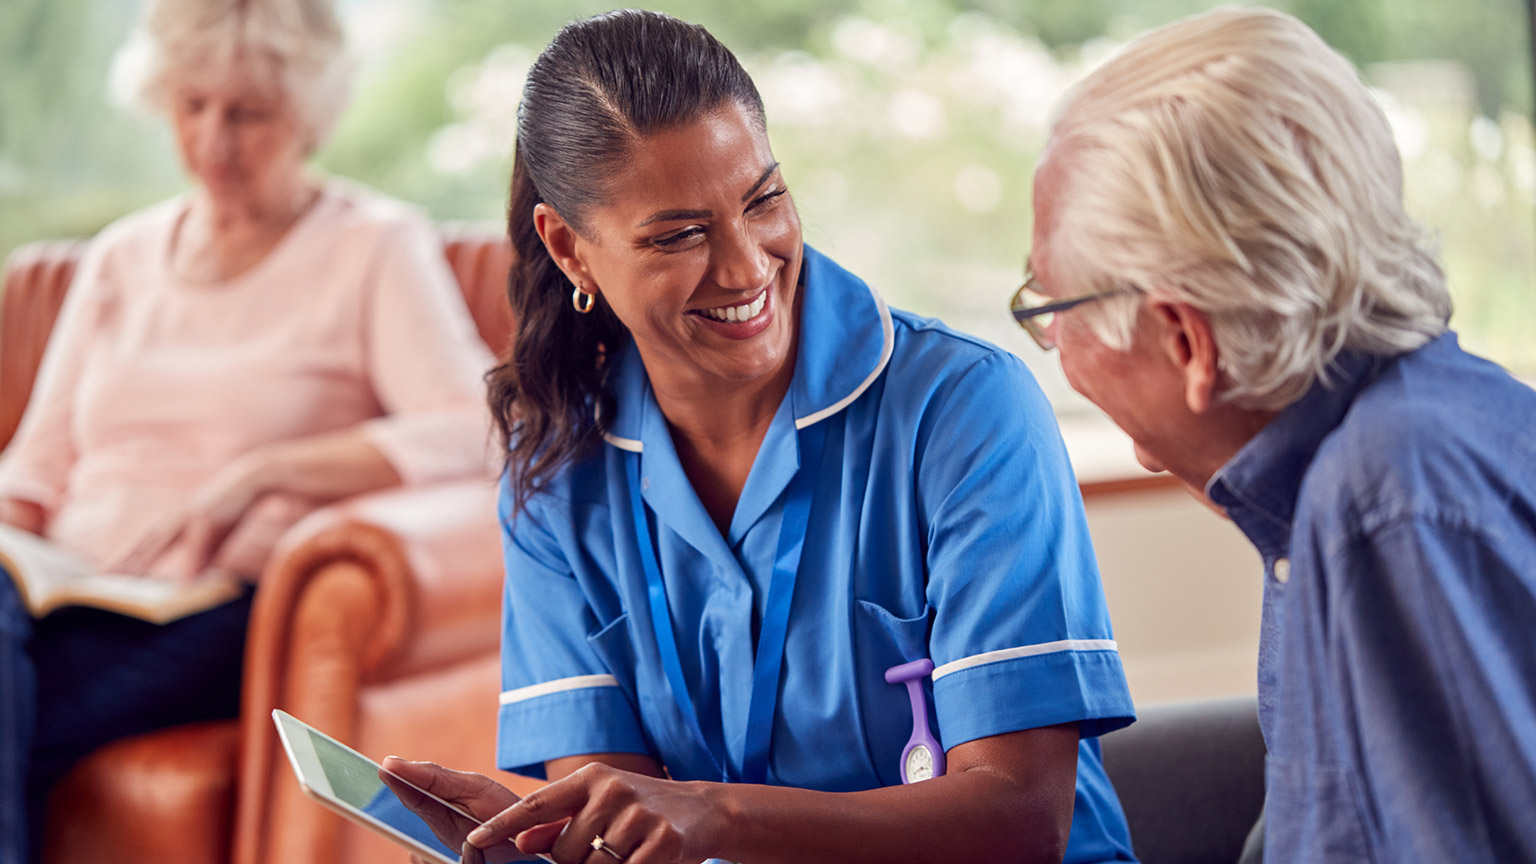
885,658,945,783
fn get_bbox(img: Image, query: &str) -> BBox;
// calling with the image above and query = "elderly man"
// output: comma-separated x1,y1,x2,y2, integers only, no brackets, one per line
1014,7,1536,863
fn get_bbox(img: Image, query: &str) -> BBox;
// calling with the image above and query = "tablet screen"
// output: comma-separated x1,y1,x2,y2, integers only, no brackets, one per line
307,729,466,858
274,710,542,863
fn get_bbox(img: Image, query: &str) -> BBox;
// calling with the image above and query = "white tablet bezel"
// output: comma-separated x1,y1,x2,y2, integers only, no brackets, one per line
272,708,480,864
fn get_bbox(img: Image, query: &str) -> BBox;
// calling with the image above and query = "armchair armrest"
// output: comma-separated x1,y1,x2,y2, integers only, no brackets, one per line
232,479,512,864
260,479,506,677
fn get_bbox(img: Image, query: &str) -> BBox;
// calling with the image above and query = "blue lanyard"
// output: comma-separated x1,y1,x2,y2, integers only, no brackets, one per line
626,421,826,784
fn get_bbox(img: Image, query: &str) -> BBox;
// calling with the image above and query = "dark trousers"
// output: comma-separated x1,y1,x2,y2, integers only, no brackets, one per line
0,571,254,864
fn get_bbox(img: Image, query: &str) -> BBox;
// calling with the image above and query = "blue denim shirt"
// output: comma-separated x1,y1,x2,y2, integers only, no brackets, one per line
1208,333,1536,863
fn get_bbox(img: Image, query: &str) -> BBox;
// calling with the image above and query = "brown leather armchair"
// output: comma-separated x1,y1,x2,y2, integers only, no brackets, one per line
1,228,543,864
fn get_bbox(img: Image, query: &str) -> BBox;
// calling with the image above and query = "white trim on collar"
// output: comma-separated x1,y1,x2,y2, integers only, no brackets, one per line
796,286,894,430
602,432,643,452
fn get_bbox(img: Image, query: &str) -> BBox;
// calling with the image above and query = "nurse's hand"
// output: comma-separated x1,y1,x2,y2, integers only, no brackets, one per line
382,757,536,861
382,756,520,815
467,762,722,864
380,760,499,855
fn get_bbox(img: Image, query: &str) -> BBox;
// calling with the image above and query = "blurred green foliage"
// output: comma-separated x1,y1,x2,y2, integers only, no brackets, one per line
2,0,1532,393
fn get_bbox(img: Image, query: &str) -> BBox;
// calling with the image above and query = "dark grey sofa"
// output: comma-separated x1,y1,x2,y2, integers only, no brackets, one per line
1100,696,1267,864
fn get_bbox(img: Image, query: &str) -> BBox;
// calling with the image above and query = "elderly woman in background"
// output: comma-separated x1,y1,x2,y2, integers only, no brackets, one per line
0,0,492,856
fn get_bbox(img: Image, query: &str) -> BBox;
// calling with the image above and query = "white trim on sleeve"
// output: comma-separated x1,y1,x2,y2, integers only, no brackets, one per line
931,639,1118,681
499,674,622,705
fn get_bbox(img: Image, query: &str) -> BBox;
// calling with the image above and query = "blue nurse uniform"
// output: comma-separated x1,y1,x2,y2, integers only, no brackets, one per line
495,247,1138,863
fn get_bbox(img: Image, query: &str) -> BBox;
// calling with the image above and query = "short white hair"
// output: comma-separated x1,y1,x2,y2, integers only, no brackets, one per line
110,0,354,150
1044,6,1450,411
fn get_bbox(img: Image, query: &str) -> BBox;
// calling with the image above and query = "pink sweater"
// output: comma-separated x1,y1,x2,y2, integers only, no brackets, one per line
0,181,496,576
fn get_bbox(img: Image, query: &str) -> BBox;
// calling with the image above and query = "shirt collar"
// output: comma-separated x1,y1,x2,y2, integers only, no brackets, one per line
1206,349,1386,560
601,244,894,451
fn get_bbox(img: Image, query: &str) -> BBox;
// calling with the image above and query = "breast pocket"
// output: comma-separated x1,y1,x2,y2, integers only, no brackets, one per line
1265,756,1375,863
585,612,637,681
853,600,933,787
584,612,667,753
585,611,710,778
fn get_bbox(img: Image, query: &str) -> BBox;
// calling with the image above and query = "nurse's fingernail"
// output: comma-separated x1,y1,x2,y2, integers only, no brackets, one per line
466,827,490,846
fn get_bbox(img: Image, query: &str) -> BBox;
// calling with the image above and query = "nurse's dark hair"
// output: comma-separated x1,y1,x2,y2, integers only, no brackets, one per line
487,9,765,513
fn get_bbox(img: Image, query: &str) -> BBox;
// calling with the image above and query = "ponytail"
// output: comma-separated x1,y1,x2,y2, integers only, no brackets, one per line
486,150,626,513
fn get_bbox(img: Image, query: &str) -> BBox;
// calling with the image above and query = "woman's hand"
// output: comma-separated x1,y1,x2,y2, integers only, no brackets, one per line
112,431,402,578
381,758,533,862
0,498,45,535
113,453,268,578
468,763,725,864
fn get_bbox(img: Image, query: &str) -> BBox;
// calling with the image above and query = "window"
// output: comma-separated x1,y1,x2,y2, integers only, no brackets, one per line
4,0,1532,424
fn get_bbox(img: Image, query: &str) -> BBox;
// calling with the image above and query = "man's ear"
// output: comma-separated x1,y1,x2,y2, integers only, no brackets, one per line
533,203,591,289
1149,300,1220,414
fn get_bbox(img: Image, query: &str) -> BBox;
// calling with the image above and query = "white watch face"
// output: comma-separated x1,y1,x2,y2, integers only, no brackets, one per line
904,744,935,782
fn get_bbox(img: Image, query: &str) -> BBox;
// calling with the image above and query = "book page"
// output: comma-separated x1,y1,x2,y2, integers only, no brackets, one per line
0,522,94,611
0,524,242,622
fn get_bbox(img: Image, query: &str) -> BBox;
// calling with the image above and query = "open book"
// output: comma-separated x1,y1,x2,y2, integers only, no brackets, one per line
0,524,244,624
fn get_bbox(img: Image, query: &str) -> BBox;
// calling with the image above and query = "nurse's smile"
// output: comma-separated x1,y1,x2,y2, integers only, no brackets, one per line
689,288,773,339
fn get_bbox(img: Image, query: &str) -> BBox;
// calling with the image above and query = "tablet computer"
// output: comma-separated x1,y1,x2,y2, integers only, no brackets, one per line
271,708,547,863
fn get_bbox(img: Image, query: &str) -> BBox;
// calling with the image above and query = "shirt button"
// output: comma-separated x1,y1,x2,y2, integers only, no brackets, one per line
1273,558,1291,583
641,477,650,491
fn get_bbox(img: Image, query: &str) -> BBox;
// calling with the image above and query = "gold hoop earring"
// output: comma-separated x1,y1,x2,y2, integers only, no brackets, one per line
572,286,596,314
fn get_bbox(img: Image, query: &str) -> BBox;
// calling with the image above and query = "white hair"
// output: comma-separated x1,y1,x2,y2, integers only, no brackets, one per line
1044,6,1450,411
109,0,354,151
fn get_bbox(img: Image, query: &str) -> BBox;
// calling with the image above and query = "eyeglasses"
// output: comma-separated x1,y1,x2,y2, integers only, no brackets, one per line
1009,265,1138,351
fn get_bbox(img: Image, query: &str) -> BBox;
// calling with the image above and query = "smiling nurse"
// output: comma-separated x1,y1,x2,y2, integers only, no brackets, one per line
386,11,1138,864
